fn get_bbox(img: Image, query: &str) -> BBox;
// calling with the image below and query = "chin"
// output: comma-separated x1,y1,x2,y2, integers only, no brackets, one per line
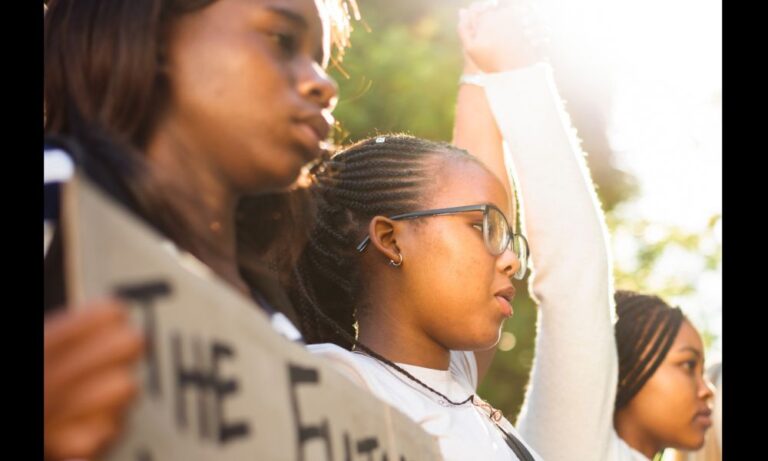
277,149,309,181
675,433,707,451
475,326,503,351
446,329,499,352
258,159,306,192
690,434,708,450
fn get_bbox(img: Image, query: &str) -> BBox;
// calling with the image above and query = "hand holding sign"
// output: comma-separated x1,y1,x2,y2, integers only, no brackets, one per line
44,299,144,461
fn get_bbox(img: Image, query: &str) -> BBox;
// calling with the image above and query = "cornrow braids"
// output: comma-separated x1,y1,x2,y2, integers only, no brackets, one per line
285,135,541,461
289,134,480,349
288,134,494,406
614,290,685,411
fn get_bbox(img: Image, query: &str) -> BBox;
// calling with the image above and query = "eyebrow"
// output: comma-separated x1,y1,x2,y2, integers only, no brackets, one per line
264,5,328,66
676,346,703,359
265,5,308,29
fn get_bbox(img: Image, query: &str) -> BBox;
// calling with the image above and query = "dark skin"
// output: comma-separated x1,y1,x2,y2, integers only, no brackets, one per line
614,320,716,459
147,0,337,292
455,5,716,458
44,300,144,460
45,1,337,459
357,158,521,370
452,0,540,382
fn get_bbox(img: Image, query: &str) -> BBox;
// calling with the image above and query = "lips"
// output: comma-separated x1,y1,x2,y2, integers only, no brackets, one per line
293,112,332,161
494,286,516,318
693,408,713,427
298,112,331,142
494,286,517,304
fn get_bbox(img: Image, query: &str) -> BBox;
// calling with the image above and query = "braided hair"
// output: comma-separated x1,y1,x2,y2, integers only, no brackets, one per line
614,290,686,411
286,134,488,405
285,134,549,461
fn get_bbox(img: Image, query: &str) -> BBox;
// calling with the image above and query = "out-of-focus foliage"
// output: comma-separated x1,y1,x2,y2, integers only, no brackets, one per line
331,1,721,422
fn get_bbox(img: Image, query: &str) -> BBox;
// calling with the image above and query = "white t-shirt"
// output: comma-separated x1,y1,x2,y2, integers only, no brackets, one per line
309,343,543,461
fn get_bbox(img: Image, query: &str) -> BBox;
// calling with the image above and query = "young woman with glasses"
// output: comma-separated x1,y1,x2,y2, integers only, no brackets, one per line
267,3,612,460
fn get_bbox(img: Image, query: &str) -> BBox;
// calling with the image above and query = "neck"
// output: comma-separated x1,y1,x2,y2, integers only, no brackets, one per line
357,295,451,370
614,410,663,460
146,126,248,295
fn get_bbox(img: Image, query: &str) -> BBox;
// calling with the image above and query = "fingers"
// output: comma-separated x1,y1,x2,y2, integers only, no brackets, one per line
47,366,140,425
45,320,144,393
44,299,145,461
45,412,125,461
44,299,128,356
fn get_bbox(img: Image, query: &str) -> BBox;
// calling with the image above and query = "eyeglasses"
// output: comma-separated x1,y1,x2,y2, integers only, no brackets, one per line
355,204,529,280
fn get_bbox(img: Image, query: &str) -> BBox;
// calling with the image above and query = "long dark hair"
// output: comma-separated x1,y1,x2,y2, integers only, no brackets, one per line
44,0,357,310
45,0,232,261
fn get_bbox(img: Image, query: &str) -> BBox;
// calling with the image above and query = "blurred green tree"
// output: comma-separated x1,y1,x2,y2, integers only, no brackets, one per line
330,1,721,421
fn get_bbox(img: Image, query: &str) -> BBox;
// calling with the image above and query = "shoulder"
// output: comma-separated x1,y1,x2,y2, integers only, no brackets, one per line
307,343,375,389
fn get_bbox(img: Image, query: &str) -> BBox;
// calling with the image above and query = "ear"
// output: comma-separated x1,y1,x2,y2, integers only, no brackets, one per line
368,216,403,263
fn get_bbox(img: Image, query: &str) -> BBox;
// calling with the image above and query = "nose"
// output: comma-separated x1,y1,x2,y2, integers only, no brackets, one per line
497,245,522,279
298,61,338,111
699,373,716,402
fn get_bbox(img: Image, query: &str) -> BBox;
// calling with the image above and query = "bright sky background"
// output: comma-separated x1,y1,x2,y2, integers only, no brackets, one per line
539,0,722,364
